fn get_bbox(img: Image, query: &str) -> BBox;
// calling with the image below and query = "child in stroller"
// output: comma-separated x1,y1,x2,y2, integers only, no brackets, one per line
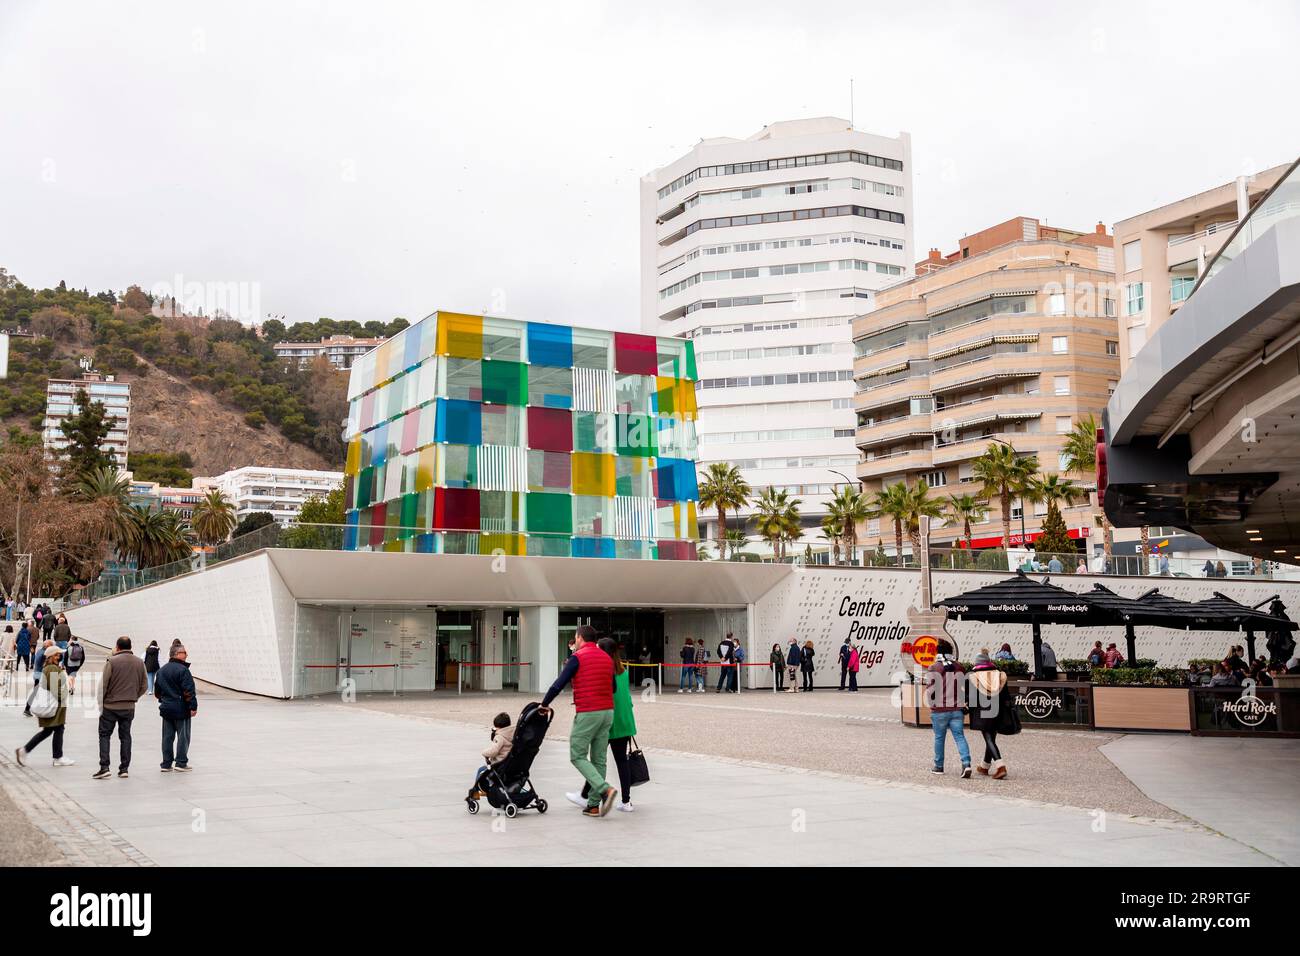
466,702,552,817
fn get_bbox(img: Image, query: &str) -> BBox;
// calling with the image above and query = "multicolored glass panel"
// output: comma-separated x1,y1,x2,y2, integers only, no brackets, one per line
344,312,698,559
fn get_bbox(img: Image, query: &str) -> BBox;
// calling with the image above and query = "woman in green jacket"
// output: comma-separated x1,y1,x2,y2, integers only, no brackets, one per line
15,645,75,768
568,637,638,813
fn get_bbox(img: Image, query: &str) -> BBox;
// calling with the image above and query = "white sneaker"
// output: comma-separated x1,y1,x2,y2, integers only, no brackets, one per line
617,802,635,812
564,791,585,808
677,688,683,694
53,757,75,767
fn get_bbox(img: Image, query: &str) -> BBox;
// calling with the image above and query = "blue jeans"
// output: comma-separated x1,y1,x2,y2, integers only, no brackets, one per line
695,666,705,691
931,710,970,768
146,671,156,695
679,665,694,689
161,716,191,768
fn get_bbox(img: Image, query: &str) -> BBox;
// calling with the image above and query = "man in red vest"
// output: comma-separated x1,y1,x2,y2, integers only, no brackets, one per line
539,624,618,817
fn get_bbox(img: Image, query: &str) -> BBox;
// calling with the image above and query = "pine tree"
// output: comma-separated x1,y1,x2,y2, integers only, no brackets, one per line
58,387,116,482
1035,502,1074,560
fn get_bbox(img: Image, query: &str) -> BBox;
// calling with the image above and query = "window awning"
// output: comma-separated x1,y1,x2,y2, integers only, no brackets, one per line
926,289,1038,318
937,410,1041,432
929,333,1039,362
858,360,910,379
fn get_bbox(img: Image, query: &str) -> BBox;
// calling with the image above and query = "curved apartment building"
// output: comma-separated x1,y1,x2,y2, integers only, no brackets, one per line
853,217,1120,553
640,118,913,545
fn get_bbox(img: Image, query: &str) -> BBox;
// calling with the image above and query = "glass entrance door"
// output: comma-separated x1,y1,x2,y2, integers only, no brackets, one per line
436,610,480,688
503,612,520,689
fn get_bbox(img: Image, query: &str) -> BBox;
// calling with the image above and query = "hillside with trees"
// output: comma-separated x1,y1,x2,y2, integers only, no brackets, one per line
0,271,408,473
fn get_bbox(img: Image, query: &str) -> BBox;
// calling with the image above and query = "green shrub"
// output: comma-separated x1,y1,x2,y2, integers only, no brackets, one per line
1132,658,1157,669
1091,667,1189,687
245,410,267,429
1188,658,1221,670
1058,658,1092,671
993,659,1029,676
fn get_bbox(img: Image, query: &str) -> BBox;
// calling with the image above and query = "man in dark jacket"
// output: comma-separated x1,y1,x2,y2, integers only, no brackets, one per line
155,644,198,772
52,615,72,649
715,635,734,693
838,638,852,690
95,636,148,779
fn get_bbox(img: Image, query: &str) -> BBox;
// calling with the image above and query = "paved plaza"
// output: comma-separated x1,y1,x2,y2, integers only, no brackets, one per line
1,650,1294,866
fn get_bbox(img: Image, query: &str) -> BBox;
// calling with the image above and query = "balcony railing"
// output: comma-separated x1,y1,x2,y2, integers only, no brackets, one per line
1168,220,1237,247
1197,157,1300,294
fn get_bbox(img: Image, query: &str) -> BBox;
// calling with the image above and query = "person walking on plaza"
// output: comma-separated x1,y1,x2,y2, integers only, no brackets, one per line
968,649,1015,779
715,634,735,693
693,639,708,693
924,638,971,777
731,638,745,692
568,637,638,813
64,635,86,694
769,643,785,690
156,643,198,772
2,625,16,666
144,640,161,695
678,638,695,693
41,606,56,643
15,645,75,768
52,614,71,651
538,624,618,817
838,637,852,691
800,640,816,692
94,637,147,780
785,638,801,692
847,643,861,691
23,639,54,717
16,621,32,672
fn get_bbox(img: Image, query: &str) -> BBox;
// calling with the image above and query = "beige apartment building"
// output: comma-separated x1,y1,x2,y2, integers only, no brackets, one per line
1113,163,1291,372
853,217,1120,553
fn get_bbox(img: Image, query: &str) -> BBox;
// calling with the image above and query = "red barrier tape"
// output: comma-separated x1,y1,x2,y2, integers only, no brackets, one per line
457,662,532,667
303,664,397,669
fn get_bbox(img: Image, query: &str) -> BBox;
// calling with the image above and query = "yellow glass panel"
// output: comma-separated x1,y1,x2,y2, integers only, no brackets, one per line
416,445,437,493
686,501,698,538
345,437,362,477
383,537,405,553
678,381,698,419
480,533,525,556
571,452,615,497
436,312,484,359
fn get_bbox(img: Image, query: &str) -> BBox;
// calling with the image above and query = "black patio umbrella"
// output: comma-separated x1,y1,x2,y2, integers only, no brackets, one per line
935,571,1099,677
1080,585,1153,664
1188,591,1297,661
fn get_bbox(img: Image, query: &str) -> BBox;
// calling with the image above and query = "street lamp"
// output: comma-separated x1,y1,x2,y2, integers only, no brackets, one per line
988,438,1028,545
828,469,861,490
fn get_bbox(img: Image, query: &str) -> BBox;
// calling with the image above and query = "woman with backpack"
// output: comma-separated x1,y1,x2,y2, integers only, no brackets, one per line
968,649,1017,779
14,644,75,769
769,643,785,691
64,635,87,694
144,640,161,695
800,640,816,692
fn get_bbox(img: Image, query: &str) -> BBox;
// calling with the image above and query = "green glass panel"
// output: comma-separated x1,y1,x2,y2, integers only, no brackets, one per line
482,360,527,405
616,413,657,457
526,492,572,534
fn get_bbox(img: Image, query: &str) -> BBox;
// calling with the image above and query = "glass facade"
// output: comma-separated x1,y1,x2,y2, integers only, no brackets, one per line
342,312,700,559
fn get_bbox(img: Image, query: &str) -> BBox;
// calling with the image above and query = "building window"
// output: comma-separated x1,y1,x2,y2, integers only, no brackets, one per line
1058,452,1071,471
1046,294,1067,316
1052,336,1068,354
1056,415,1071,434
1105,340,1118,356
1123,239,1142,273
1104,297,1116,317
923,470,947,488
1107,379,1118,396
1171,275,1196,303
1011,504,1024,520
1054,375,1070,396
1128,325,1147,355
1125,282,1146,316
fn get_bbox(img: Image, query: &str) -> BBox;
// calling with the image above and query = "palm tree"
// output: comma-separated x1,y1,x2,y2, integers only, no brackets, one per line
819,514,843,565
724,528,749,559
697,462,751,560
945,492,989,551
971,442,1039,548
124,507,192,569
753,486,789,558
779,495,803,560
901,480,946,558
71,466,134,558
1062,414,1114,560
191,488,237,546
1027,472,1082,513
871,482,910,566
826,485,873,565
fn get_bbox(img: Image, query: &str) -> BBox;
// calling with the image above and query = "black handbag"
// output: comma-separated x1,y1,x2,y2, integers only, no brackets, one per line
627,737,650,787
997,691,1022,735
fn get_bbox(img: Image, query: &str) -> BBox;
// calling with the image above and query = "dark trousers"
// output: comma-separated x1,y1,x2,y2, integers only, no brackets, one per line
848,670,859,691
773,664,783,690
24,724,64,760
802,668,814,691
16,651,30,671
99,708,134,771
161,716,191,768
581,736,632,803
840,665,848,689
716,665,729,691
981,730,1001,764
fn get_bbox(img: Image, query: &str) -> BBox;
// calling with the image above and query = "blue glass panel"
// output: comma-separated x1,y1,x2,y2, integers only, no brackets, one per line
527,322,573,368
571,536,615,558
435,398,482,445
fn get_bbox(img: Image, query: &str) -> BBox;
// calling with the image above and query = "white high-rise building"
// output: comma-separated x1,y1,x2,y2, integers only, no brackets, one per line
640,117,914,546
193,466,343,526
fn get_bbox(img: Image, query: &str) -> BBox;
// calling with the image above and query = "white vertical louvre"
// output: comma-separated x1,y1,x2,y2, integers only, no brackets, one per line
475,445,527,491
614,496,656,540
573,367,615,413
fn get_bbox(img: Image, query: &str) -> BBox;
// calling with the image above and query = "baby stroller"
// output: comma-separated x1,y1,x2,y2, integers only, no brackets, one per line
466,701,552,817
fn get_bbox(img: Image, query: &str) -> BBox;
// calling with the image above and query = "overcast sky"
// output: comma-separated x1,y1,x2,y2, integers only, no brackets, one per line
2,0,1297,332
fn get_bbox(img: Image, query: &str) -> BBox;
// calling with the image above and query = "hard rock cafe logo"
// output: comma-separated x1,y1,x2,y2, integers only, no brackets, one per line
1220,694,1278,728
1015,688,1064,719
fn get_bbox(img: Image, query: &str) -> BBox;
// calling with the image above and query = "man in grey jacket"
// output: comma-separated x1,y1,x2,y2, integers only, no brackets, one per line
94,637,148,779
